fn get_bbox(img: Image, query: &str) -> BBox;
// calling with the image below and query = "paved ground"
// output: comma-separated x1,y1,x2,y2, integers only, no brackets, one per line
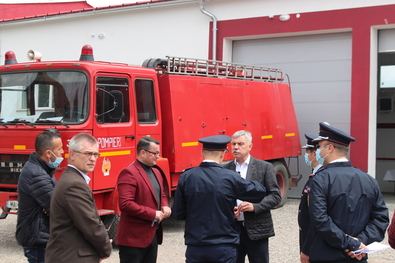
1,195,394,262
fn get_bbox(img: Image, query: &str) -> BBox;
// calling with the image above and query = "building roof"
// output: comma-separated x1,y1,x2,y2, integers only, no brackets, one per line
0,0,180,23
0,2,94,22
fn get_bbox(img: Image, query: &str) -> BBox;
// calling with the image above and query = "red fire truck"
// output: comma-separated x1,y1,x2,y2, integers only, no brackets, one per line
0,45,301,238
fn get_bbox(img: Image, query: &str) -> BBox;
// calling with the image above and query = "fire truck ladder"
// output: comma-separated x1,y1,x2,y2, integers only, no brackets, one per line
163,56,284,82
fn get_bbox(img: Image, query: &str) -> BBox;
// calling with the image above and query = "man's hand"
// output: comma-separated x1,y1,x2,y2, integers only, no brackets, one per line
344,235,367,260
155,210,165,222
234,206,240,218
300,252,309,263
161,206,172,218
238,201,254,212
344,242,368,261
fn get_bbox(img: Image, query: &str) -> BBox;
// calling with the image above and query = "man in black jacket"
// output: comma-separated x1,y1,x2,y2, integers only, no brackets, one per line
16,130,64,263
300,122,388,263
173,135,266,263
223,130,281,263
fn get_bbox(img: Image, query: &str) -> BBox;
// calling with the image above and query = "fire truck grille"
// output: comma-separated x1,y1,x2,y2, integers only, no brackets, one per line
0,154,29,185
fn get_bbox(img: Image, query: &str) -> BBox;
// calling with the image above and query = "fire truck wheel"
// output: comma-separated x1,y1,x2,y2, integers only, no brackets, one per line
103,213,120,247
272,161,289,208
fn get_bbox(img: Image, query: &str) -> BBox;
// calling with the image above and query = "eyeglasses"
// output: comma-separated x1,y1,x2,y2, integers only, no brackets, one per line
145,149,160,157
74,151,100,158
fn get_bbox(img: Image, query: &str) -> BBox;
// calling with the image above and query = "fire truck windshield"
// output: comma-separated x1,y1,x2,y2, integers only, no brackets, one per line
0,71,88,124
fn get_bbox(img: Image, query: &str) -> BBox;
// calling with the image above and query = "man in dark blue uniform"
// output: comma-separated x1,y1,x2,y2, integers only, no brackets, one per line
173,135,266,263
301,122,389,263
298,133,322,252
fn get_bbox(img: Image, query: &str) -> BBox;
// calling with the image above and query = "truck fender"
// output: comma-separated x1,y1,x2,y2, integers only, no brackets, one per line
270,159,290,208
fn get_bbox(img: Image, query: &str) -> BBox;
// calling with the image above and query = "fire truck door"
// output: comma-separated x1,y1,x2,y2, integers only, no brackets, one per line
93,75,135,191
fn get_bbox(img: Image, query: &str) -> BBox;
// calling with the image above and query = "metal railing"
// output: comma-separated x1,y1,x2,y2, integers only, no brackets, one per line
162,56,284,82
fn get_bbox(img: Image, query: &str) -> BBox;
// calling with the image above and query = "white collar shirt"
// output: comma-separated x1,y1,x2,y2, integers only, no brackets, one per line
68,164,91,184
234,154,251,179
234,155,251,221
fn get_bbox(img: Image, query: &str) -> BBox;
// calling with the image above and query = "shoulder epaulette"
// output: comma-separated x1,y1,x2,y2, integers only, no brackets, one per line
315,166,327,174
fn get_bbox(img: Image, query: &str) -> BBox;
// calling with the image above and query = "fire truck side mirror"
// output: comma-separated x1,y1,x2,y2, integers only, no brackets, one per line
108,90,124,121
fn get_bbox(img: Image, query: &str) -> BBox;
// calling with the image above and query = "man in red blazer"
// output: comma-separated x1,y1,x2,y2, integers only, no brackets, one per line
116,136,171,263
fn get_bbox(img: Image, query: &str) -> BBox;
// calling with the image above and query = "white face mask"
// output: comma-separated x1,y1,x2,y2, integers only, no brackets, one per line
315,149,324,165
316,147,329,165
304,153,312,167
48,151,63,168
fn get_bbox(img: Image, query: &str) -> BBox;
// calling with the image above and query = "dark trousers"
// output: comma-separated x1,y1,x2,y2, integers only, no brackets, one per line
236,223,269,263
23,246,46,263
119,236,158,263
186,244,237,263
311,261,367,263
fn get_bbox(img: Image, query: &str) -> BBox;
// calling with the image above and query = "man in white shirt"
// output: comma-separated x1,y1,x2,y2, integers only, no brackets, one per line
223,130,281,263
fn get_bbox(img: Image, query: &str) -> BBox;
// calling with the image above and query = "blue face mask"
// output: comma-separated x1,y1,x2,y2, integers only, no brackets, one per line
316,148,324,165
304,153,312,167
48,151,63,168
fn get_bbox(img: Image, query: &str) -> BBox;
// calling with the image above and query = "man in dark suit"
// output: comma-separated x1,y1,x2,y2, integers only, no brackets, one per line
298,133,322,253
301,122,388,263
45,133,112,263
116,136,171,263
223,130,281,263
174,135,267,263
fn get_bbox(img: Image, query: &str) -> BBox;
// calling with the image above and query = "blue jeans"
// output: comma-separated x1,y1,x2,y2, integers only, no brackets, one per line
23,246,45,263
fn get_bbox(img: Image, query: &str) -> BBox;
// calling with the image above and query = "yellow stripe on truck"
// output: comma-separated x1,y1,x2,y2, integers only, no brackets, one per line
182,142,199,147
14,145,26,150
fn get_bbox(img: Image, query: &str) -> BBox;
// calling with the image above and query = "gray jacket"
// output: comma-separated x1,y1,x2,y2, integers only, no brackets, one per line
223,156,281,240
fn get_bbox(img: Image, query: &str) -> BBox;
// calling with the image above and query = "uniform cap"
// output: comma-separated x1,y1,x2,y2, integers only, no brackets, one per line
302,132,319,149
313,122,356,146
198,135,231,151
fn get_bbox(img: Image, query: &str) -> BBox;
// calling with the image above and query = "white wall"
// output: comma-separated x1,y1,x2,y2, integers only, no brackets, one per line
1,0,395,65
0,3,208,65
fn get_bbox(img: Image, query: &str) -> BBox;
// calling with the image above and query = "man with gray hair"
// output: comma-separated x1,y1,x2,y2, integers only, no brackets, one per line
223,130,281,263
46,133,112,263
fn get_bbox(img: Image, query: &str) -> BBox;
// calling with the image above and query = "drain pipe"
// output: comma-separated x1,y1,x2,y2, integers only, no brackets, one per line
199,0,217,61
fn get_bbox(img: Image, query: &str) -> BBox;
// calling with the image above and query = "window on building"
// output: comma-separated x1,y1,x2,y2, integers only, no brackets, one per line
20,84,54,110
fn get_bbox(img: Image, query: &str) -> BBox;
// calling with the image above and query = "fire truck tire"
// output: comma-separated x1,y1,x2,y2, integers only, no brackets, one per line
142,58,167,69
104,213,120,247
272,161,289,208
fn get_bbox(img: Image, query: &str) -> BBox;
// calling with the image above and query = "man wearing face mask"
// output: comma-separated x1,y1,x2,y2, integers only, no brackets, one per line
300,122,389,263
298,132,321,254
16,129,64,263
